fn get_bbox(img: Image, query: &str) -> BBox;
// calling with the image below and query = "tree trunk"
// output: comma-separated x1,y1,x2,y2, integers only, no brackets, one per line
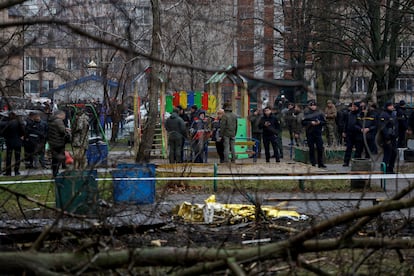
136,0,162,163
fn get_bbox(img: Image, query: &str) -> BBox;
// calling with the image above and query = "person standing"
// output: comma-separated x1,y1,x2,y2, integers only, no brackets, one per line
189,105,199,125
408,108,414,137
47,110,70,177
176,105,190,161
189,110,210,163
291,104,304,146
32,113,48,169
23,112,37,169
220,103,238,163
72,109,90,170
165,107,187,163
211,109,225,163
336,103,350,146
248,108,262,158
395,100,408,148
359,102,378,158
302,100,326,168
342,102,363,167
378,101,398,174
283,103,296,146
272,107,284,159
259,106,280,163
324,100,337,147
2,112,25,176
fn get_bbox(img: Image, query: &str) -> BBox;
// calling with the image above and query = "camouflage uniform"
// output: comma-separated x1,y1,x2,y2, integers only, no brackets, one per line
324,100,337,147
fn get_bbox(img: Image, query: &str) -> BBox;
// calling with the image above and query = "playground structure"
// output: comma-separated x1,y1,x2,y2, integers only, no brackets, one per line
133,66,255,161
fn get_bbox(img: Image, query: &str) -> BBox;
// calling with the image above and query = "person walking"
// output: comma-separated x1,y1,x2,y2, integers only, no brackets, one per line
248,108,262,158
259,106,281,163
47,110,70,177
378,101,399,174
165,107,187,163
302,100,326,168
220,103,238,163
1,112,25,176
72,109,90,170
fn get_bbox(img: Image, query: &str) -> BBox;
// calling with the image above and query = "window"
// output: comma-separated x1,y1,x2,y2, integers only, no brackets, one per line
25,56,40,72
42,57,56,71
133,7,150,24
24,80,53,94
398,41,414,58
67,57,79,70
396,77,413,91
41,80,53,91
351,76,368,93
24,80,39,94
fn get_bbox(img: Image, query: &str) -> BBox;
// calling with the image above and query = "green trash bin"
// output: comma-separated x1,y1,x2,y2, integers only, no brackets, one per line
55,170,98,215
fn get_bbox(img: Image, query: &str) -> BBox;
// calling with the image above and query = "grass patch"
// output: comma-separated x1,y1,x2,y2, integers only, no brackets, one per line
155,178,383,193
0,171,383,213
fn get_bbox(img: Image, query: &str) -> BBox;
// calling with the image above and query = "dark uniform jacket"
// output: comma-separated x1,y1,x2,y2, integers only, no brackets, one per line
47,115,67,149
259,113,280,137
302,109,326,136
165,112,187,140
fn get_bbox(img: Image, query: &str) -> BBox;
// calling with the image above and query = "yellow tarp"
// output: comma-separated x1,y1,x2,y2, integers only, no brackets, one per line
175,195,304,224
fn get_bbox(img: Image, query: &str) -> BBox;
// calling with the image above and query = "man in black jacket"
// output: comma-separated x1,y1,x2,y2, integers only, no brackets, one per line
342,102,363,167
2,112,25,176
302,100,326,168
259,106,280,163
378,101,399,174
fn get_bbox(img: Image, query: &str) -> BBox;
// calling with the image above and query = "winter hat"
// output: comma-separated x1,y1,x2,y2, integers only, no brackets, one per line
384,101,393,109
399,100,406,106
223,102,232,111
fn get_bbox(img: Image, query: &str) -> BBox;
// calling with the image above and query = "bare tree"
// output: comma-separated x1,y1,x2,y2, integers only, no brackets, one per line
1,1,414,275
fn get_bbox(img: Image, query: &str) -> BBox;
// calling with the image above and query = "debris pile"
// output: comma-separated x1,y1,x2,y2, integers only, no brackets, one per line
174,195,308,224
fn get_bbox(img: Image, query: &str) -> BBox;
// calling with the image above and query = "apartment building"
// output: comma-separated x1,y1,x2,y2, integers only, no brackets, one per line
2,1,412,106
1,0,152,100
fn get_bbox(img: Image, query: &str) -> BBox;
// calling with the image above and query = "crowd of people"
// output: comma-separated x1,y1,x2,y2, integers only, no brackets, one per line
165,103,238,164
1,96,413,175
0,97,130,177
165,98,414,174
0,108,89,177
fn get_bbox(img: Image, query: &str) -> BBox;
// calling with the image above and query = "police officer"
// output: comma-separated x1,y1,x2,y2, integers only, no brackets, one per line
302,100,326,168
342,102,363,167
378,101,398,174
259,106,281,163
395,100,408,148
